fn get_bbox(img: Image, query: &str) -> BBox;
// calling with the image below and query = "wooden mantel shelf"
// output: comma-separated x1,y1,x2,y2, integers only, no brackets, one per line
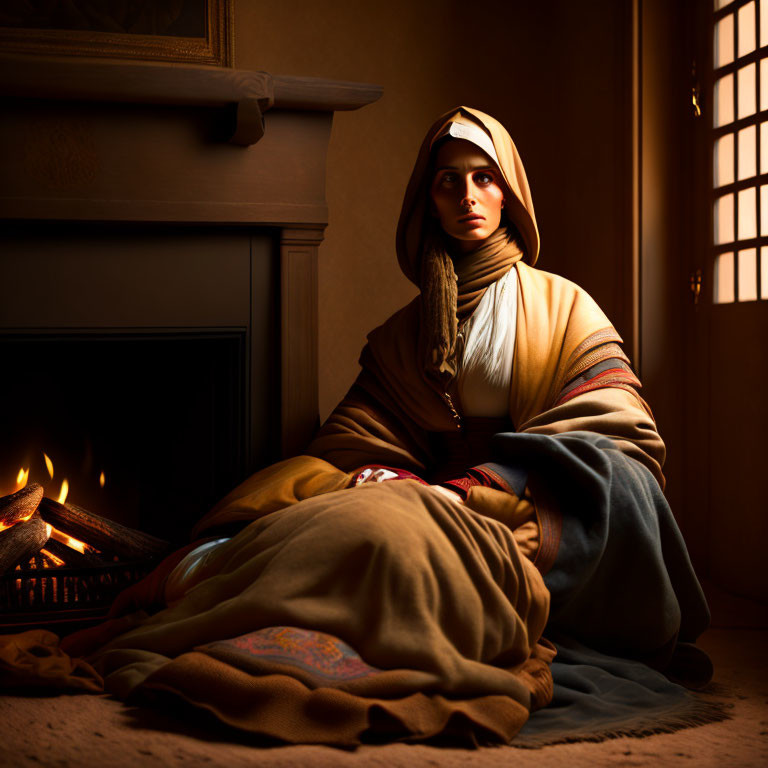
0,54,382,145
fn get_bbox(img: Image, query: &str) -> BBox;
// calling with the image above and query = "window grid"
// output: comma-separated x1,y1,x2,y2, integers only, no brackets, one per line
713,0,766,303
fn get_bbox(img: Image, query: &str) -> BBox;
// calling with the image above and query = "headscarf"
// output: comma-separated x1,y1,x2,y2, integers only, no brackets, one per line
405,108,538,378
396,107,540,284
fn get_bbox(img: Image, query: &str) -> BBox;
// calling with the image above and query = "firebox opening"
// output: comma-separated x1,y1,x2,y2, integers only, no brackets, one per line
1,332,250,545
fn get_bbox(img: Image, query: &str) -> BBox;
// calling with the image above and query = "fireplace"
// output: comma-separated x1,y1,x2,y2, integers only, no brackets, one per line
0,221,276,542
0,54,381,630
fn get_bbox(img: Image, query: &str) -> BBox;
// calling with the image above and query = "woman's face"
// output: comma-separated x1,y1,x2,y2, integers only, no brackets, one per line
429,139,505,252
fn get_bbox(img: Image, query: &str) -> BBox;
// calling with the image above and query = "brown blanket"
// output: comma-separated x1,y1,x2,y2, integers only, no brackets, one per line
1,461,552,746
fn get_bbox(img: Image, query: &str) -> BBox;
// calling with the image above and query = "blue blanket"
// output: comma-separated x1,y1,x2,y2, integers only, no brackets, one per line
490,431,725,744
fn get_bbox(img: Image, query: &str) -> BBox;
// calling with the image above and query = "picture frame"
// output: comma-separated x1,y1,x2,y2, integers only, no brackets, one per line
0,0,233,67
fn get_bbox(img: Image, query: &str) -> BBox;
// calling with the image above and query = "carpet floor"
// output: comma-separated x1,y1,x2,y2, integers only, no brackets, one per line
0,623,765,768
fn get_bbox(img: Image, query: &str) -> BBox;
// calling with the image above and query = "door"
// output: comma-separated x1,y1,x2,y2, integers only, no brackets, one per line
687,0,768,601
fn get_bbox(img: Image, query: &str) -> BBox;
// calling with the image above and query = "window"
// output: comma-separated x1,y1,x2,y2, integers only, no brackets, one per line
713,0,768,301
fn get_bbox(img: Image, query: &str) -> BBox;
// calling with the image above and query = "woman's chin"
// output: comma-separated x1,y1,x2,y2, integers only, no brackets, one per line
450,232,493,252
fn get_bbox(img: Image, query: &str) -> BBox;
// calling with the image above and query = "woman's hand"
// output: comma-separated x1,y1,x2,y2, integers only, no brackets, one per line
355,467,400,485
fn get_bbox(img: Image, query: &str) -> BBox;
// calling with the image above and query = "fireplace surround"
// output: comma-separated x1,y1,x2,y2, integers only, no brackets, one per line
0,54,381,548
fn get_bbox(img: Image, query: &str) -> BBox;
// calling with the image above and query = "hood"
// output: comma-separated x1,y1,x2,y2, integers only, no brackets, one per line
395,107,540,285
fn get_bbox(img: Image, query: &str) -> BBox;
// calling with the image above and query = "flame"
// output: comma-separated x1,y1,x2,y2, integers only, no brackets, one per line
43,453,54,479
0,507,35,533
57,479,69,505
40,548,66,567
14,467,29,491
49,527,89,555
99,471,106,488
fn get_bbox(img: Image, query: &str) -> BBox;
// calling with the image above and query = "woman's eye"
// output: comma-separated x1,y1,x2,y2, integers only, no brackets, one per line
439,172,457,185
474,172,494,185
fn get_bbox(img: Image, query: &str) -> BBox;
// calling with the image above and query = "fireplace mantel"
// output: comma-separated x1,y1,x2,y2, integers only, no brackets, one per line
0,54,382,146
0,54,382,225
0,54,382,463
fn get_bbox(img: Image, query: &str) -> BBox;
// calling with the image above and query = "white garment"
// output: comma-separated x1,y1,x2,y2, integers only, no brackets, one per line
165,537,230,605
457,266,518,418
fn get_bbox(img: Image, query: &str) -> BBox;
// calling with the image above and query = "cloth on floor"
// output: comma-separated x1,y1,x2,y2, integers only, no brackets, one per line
515,638,727,748
0,629,102,692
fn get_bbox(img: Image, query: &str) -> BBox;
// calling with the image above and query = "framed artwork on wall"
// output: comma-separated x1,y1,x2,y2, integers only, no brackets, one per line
0,0,233,67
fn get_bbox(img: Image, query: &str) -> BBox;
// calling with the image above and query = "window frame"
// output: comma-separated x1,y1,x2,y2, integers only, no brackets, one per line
712,0,767,302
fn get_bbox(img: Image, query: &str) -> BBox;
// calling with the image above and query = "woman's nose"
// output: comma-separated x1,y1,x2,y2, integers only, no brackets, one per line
460,176,478,205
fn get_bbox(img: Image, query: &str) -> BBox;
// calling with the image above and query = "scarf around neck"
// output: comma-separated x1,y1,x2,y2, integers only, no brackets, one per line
421,226,523,379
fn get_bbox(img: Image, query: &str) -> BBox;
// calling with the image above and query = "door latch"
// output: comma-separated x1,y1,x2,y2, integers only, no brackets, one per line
692,60,702,118
690,268,702,304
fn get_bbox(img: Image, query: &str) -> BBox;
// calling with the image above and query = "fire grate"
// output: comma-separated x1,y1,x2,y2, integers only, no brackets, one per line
1,557,152,613
0,484,169,634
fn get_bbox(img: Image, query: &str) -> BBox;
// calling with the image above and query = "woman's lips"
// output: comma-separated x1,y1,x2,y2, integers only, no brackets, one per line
458,213,484,223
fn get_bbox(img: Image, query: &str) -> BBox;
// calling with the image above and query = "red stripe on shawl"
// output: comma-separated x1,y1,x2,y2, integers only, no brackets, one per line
555,369,641,407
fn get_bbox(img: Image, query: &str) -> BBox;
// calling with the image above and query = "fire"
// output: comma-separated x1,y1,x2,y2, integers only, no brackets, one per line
40,548,66,567
4,452,104,558
0,512,34,533
15,467,29,491
57,479,69,505
2,456,105,565
49,527,90,555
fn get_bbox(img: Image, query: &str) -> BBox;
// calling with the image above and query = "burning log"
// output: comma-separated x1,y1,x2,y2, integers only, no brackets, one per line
38,498,169,561
0,483,44,530
42,538,106,568
0,516,50,575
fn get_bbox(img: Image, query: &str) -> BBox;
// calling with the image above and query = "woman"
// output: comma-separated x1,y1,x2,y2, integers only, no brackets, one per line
8,108,713,746
307,108,664,487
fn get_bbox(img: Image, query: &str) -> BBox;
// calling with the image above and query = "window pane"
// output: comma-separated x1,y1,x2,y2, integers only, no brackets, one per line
738,125,757,179
715,133,735,185
715,193,735,243
762,0,768,47
762,247,768,299
716,13,735,66
738,248,758,300
738,2,756,58
738,63,757,119
762,59,768,110
761,184,768,234
738,187,757,239
716,0,734,9
715,74,735,127
761,123,768,173
714,252,735,303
